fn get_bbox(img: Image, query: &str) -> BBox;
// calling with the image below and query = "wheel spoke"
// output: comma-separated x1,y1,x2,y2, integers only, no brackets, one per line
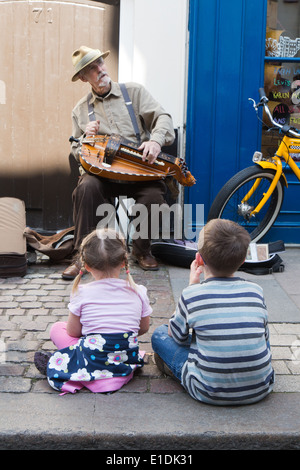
208,167,284,242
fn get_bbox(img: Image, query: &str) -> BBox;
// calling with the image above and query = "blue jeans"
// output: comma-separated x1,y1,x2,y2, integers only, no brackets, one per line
151,324,191,381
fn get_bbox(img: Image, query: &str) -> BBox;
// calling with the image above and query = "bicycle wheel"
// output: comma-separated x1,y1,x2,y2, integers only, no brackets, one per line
207,165,285,242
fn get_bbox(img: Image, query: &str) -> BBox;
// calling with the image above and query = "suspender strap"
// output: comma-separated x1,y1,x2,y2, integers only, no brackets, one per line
119,83,141,145
87,92,96,121
86,86,141,145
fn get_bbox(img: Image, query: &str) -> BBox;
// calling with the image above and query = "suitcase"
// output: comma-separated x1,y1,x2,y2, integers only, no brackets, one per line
0,198,27,277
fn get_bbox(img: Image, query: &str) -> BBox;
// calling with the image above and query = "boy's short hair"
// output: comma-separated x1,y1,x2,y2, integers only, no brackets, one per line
198,219,251,276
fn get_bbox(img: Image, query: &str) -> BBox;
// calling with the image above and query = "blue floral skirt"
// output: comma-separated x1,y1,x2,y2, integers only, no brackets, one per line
47,331,144,392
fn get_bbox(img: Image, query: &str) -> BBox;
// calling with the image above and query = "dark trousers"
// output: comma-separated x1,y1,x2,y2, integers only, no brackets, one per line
72,173,167,254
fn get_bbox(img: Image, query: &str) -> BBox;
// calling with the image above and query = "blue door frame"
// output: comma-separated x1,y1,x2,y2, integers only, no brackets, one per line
262,58,300,243
185,0,269,237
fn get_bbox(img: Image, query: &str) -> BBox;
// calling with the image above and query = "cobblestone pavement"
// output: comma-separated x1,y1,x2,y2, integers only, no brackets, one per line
0,254,300,395
0,256,183,395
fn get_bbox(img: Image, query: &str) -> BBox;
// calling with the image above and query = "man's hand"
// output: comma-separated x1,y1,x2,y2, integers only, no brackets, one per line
85,120,100,136
138,140,161,164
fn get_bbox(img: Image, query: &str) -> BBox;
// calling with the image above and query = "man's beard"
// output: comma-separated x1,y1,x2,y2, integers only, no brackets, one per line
97,72,110,88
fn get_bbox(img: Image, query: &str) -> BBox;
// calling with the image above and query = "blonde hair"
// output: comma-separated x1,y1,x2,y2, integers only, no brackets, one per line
198,219,251,276
72,228,137,293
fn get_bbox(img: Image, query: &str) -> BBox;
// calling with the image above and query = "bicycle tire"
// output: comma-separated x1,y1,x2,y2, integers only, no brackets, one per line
207,165,285,242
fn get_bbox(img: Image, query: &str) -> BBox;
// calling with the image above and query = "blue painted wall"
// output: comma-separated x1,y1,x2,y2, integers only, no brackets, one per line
185,0,268,234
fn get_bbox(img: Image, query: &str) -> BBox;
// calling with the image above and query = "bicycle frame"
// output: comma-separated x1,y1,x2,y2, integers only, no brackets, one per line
243,100,300,218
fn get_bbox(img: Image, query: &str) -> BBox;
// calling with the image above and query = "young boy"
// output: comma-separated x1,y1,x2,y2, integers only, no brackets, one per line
151,219,274,405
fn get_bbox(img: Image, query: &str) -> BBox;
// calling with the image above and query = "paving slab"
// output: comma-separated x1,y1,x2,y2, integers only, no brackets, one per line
1,391,300,450
168,248,300,323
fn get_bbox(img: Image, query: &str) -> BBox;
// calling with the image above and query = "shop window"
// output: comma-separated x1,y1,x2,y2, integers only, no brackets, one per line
263,0,300,160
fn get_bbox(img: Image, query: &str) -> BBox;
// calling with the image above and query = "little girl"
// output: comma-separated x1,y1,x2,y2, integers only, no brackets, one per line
34,228,152,394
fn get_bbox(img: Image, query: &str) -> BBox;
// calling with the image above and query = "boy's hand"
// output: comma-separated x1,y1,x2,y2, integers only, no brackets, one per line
189,259,203,285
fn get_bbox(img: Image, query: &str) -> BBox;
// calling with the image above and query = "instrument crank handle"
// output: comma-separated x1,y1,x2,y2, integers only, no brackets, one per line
69,136,80,143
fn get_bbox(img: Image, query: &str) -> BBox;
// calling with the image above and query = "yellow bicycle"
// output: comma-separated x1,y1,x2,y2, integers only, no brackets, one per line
208,88,300,242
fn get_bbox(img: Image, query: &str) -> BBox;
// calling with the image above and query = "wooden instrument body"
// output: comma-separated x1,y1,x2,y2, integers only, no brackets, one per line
79,134,196,186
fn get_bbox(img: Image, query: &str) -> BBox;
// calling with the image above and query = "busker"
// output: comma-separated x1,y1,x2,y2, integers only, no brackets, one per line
62,46,175,280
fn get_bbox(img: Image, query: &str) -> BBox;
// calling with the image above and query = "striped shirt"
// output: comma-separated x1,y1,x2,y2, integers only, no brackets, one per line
169,277,274,405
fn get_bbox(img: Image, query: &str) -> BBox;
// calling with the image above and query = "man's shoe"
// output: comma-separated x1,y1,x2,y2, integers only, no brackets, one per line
62,261,83,280
132,252,159,271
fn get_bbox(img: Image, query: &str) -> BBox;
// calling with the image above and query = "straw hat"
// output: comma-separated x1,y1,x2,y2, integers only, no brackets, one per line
71,46,110,82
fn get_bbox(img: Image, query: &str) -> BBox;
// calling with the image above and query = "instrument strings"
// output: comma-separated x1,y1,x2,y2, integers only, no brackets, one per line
79,135,196,185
